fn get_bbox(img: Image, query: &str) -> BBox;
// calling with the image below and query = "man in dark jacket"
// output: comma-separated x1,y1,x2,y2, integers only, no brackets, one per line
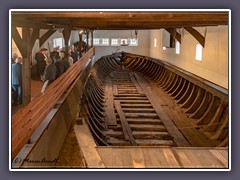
12,57,22,104
35,48,47,81
43,58,57,85
70,46,78,63
54,57,66,78
50,47,60,63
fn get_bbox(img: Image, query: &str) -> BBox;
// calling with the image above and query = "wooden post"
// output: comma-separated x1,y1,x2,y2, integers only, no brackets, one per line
91,31,94,48
22,28,31,105
86,31,89,51
62,29,71,56
79,33,82,58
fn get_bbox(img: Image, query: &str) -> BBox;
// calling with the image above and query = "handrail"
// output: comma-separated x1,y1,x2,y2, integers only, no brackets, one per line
11,47,95,159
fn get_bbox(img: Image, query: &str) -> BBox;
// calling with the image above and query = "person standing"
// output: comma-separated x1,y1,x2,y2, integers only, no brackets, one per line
35,48,47,81
54,57,66,79
12,57,23,105
43,58,57,85
12,52,18,64
70,46,78,63
50,47,60,63
59,52,70,70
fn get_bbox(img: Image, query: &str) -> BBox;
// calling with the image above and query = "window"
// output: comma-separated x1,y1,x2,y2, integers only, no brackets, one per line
53,38,70,49
102,38,109,45
154,38,157,48
53,38,64,49
93,38,100,45
175,41,180,54
196,44,203,61
129,38,138,46
111,38,120,46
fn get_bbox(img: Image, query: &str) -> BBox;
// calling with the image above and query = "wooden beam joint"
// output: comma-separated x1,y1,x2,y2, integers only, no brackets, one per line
165,28,181,48
39,29,56,47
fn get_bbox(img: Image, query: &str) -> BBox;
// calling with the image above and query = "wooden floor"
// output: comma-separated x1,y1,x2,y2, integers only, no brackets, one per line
97,147,228,168
74,124,228,169
11,80,43,115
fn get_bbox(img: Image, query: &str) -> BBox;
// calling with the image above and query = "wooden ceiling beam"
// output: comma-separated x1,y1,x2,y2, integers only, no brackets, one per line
11,11,228,30
29,29,40,50
12,26,26,56
39,29,57,47
184,27,205,47
165,28,181,43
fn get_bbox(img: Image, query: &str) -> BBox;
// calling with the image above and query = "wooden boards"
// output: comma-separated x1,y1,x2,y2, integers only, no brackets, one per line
74,125,105,168
96,146,228,168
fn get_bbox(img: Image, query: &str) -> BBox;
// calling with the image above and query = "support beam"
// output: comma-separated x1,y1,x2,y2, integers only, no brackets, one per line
79,33,82,58
184,27,205,47
39,29,56,47
22,28,31,105
165,28,181,44
62,28,71,55
86,31,89,51
91,31,93,48
12,27,26,57
29,29,40,51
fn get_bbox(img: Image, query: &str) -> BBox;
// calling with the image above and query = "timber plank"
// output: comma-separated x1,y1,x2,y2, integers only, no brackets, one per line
114,101,137,145
133,72,190,147
209,149,228,166
74,125,105,168
96,148,113,168
105,77,117,126
131,148,146,168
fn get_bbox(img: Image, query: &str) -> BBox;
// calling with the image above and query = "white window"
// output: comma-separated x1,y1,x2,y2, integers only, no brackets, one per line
53,38,64,49
196,44,203,61
111,38,120,46
102,38,109,45
93,38,100,45
154,38,157,48
175,41,180,54
129,38,138,46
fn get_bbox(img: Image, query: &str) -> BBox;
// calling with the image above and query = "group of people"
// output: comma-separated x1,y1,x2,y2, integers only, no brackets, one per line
35,46,79,86
11,45,79,105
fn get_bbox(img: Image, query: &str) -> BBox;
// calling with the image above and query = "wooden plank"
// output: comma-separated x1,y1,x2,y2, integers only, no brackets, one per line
113,82,118,95
122,108,155,113
74,125,105,168
131,148,146,168
209,149,228,166
129,73,144,94
122,148,133,168
174,148,228,168
96,147,228,168
112,148,124,168
136,139,174,146
142,148,161,168
114,101,137,145
143,148,171,168
162,148,180,167
133,73,190,147
96,148,113,168
105,78,117,126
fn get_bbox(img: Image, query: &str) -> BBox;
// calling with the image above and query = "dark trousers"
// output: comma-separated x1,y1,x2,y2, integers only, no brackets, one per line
12,85,22,104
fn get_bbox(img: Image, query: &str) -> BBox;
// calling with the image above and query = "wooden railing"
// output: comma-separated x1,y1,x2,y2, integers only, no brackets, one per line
11,47,95,159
